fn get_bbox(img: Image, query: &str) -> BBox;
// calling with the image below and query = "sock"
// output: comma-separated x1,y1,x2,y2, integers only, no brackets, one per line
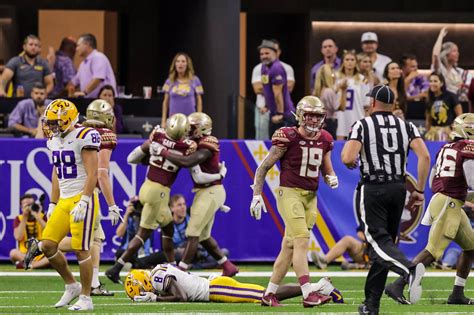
178,261,189,270
455,276,466,287
117,258,126,266
168,261,177,266
265,282,279,295
91,267,100,288
217,256,228,265
299,275,312,299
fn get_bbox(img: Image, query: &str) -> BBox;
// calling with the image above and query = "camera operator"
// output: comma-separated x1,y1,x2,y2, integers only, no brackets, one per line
115,196,153,262
9,194,49,269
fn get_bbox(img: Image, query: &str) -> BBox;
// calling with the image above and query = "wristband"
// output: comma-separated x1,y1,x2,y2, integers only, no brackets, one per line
414,188,424,194
80,195,91,203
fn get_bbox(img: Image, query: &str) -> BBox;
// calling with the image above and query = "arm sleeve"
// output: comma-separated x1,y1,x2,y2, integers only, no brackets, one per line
463,159,474,189
406,121,422,142
270,66,285,85
193,76,204,94
8,102,23,127
127,145,147,164
5,57,18,71
91,55,107,80
284,64,295,82
62,59,77,84
251,64,262,84
41,59,52,76
190,165,221,184
348,120,364,142
271,128,291,148
162,79,171,94
81,129,101,151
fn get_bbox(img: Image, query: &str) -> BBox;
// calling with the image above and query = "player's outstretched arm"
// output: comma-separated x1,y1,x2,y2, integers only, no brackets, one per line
155,279,187,302
98,149,115,206
410,138,430,193
82,149,99,198
162,148,212,168
322,151,338,189
253,145,286,195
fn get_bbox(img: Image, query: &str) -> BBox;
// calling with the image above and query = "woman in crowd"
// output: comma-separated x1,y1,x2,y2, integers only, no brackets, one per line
98,85,125,134
425,72,462,141
383,61,407,119
161,53,203,127
47,37,76,97
335,50,370,140
313,64,338,138
432,27,472,113
357,53,379,87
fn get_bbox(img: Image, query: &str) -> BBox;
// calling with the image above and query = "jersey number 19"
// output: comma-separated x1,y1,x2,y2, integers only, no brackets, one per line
299,147,322,178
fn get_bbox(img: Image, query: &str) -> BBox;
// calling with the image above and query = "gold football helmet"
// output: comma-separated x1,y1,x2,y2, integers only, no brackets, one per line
451,113,474,140
85,100,115,129
124,269,153,300
294,95,327,132
166,113,190,141
42,99,79,138
188,112,212,138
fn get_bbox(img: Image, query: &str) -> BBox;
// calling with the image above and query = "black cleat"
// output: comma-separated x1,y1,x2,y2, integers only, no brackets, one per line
447,294,474,305
358,303,379,315
105,267,122,284
91,282,114,296
385,282,411,305
24,238,42,270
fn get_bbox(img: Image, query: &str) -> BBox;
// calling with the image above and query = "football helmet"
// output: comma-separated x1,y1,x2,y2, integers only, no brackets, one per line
451,113,474,140
124,269,153,300
85,100,115,129
188,112,212,138
42,99,79,138
166,113,189,141
294,96,327,133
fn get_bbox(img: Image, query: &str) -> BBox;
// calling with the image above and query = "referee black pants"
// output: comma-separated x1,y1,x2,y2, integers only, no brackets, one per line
358,182,415,308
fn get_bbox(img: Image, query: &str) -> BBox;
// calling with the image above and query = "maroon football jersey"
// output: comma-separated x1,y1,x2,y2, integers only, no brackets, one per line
432,139,474,201
194,135,221,188
272,127,334,191
96,127,117,151
147,130,197,187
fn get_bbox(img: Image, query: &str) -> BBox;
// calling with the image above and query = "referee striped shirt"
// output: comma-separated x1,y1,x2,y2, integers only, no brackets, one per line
348,112,421,182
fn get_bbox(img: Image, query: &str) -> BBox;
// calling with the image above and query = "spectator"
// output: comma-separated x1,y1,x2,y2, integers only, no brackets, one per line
115,197,153,262
252,39,295,140
98,85,125,133
335,50,370,140
432,27,472,113
47,37,77,97
383,62,407,119
0,35,53,97
360,32,392,82
401,54,429,120
357,53,379,87
313,64,338,138
161,53,203,127
8,83,50,137
67,33,117,98
258,39,295,135
425,72,462,141
9,194,49,269
310,38,341,94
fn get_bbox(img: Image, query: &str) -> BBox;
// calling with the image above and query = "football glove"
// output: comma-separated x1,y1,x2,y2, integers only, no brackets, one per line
71,195,90,223
219,162,227,179
250,195,267,220
134,292,157,303
150,142,167,157
108,205,123,225
220,205,231,213
324,175,339,189
46,202,56,219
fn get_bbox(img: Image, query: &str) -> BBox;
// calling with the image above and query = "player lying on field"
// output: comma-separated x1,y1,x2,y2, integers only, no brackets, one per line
125,264,344,304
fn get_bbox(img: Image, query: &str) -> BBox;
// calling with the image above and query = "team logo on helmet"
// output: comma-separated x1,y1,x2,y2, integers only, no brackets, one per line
450,113,474,141
188,112,212,138
85,100,115,129
124,269,153,300
166,113,190,141
41,99,79,138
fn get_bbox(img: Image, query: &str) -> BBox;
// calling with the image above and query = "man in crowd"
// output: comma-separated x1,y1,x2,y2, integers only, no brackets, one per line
10,194,49,269
400,54,429,120
0,35,54,97
310,38,341,94
258,39,295,136
250,96,339,307
252,39,295,140
67,33,116,98
8,83,50,137
360,32,391,82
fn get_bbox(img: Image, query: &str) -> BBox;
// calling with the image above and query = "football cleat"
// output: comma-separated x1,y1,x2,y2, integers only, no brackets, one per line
24,238,42,270
408,263,425,304
105,266,122,284
447,293,474,305
261,293,282,307
54,282,81,308
68,295,93,311
91,282,114,296
384,281,410,305
358,303,379,315
303,291,331,308
221,261,239,277
329,287,345,304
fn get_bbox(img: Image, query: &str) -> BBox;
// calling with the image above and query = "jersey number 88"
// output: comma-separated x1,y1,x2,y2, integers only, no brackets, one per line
52,150,77,179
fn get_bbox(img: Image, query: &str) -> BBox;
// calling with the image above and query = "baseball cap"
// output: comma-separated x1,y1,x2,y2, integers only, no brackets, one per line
361,32,378,43
366,85,395,104
257,39,277,52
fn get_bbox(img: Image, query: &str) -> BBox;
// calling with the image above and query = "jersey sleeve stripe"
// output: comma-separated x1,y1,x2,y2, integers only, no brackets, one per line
77,127,93,139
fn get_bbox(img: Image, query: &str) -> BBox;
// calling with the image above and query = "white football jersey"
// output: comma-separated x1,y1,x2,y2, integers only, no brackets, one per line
151,264,210,302
47,127,100,198
336,74,370,137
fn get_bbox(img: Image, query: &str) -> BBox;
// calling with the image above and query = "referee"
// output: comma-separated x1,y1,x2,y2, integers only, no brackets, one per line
341,85,431,315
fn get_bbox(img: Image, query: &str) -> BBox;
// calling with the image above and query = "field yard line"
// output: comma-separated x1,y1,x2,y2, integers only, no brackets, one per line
0,271,460,277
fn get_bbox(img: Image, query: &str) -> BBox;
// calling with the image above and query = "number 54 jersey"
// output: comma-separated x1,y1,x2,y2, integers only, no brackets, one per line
47,127,101,198
272,127,334,191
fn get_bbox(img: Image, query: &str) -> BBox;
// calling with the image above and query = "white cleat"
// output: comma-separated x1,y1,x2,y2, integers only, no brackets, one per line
311,276,334,295
68,295,94,311
54,282,82,308
408,263,425,304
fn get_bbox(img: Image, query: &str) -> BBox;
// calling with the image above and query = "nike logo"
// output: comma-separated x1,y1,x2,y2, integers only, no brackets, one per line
68,141,74,144
316,142,322,145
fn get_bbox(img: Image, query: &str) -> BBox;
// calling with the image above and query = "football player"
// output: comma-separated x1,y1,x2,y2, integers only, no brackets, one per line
126,263,343,304
38,99,100,310
105,113,196,283
250,96,339,307
151,112,238,276
385,113,474,305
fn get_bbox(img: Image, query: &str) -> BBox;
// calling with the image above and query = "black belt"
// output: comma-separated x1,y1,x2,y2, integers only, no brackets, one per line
361,174,405,184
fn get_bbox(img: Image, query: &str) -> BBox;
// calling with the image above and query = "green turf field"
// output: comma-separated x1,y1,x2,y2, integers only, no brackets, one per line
1,264,473,314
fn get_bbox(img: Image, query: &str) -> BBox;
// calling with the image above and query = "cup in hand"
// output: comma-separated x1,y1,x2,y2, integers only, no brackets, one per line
143,86,152,99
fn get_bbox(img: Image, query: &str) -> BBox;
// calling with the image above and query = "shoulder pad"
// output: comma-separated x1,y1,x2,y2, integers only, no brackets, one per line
460,140,474,156
199,136,219,152
185,139,198,155
100,129,117,150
